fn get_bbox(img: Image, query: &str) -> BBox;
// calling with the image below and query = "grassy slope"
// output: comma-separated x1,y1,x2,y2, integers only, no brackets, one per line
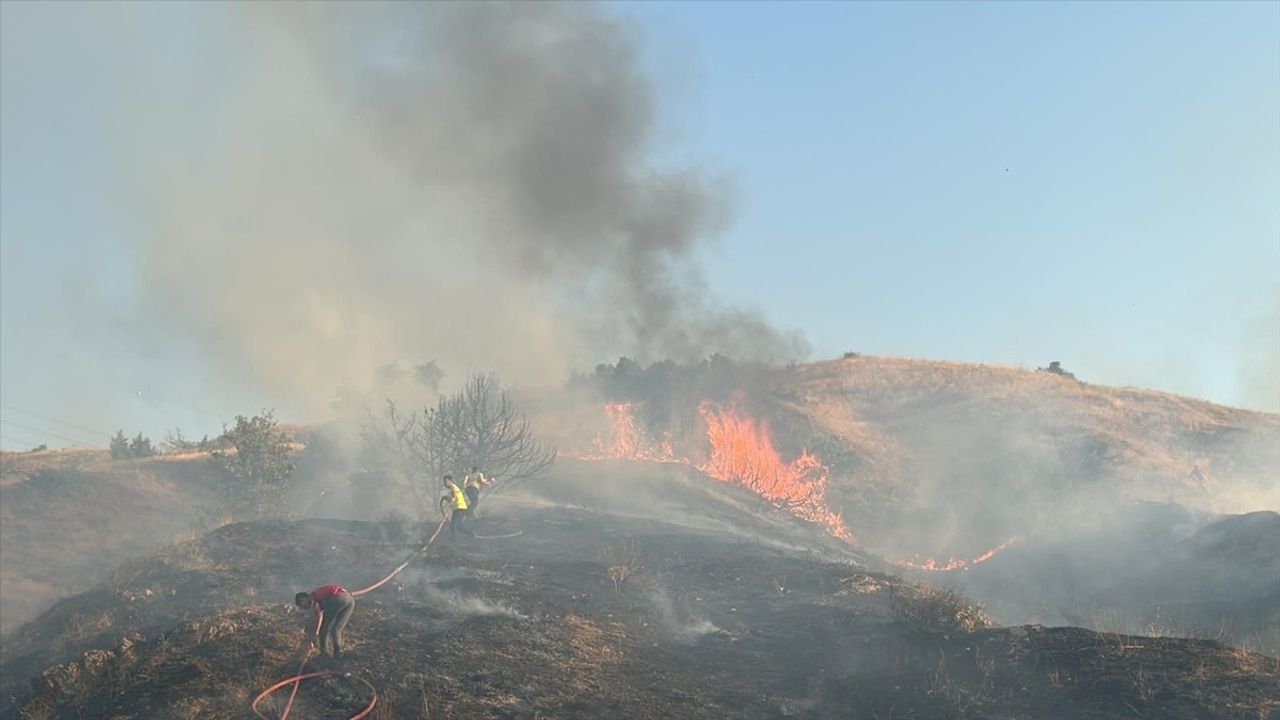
771,357,1279,552
0,451,226,634
787,356,1278,511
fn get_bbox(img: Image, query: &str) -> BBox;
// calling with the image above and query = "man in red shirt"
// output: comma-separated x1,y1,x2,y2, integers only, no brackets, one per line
294,584,355,657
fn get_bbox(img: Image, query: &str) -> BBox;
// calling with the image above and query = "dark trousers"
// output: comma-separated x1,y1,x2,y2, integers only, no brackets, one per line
319,590,355,655
465,486,480,511
450,508,474,539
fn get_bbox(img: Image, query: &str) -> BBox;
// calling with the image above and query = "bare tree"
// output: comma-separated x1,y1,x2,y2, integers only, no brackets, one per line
363,374,555,519
360,401,428,514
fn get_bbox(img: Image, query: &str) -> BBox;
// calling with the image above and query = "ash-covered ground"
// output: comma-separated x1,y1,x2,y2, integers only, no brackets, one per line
4,461,1277,720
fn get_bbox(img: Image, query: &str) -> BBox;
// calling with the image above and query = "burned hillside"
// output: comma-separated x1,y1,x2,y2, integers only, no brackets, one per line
3,357,1278,719
5,461,1278,720
534,356,1280,648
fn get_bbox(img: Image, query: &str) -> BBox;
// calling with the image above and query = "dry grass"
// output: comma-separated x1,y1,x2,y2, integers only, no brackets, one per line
792,355,1279,513
888,583,990,638
601,541,643,593
0,451,230,633
1133,667,1157,702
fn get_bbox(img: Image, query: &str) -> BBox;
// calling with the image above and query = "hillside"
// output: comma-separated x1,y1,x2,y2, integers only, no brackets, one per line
546,356,1278,563
2,355,1277,711
940,504,1280,656
0,451,228,634
4,461,1278,720
790,356,1278,519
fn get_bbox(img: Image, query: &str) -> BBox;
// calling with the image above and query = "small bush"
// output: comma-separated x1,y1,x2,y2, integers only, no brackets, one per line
602,541,643,593
1039,361,1077,380
164,428,217,453
889,584,990,638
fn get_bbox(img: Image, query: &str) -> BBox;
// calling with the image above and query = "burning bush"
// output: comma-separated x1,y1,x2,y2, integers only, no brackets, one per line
889,584,991,638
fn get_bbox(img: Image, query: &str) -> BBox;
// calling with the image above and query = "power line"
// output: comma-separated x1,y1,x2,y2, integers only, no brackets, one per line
0,432,46,450
0,404,114,439
0,418,93,447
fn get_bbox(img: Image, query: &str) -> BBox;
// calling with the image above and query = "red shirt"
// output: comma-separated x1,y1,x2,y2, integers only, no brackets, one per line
310,584,346,604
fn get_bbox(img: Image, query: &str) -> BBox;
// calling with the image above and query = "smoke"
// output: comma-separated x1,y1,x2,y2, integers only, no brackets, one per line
399,567,526,619
107,1,806,417
647,584,721,644
1240,293,1280,413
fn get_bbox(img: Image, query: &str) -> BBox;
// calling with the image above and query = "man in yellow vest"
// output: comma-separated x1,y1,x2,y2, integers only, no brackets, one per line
443,474,474,540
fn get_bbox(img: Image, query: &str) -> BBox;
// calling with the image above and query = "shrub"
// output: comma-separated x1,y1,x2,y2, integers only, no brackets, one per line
889,584,990,638
1039,361,1077,380
212,411,296,519
110,430,155,459
164,428,216,453
129,433,154,458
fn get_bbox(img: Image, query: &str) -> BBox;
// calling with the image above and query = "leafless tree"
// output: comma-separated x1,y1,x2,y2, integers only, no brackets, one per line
363,374,555,519
360,401,427,514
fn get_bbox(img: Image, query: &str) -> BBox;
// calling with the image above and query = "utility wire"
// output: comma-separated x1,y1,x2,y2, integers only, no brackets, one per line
0,404,114,439
0,432,45,450
0,418,92,447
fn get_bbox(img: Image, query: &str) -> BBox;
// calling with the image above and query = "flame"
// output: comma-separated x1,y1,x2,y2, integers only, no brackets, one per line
896,537,1019,572
570,401,852,540
696,403,851,539
571,402,677,462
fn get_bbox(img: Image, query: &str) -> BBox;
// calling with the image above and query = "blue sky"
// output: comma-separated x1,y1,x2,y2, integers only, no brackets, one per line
621,0,1279,402
1,1,1277,448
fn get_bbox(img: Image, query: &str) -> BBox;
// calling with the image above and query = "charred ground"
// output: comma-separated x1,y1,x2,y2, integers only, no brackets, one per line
4,462,1278,720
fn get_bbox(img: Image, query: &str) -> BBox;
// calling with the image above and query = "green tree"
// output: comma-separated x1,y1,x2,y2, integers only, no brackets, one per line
129,433,155,458
110,430,154,459
110,430,131,459
213,411,296,518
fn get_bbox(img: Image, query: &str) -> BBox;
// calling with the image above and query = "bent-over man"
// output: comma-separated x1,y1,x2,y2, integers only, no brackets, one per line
295,583,355,658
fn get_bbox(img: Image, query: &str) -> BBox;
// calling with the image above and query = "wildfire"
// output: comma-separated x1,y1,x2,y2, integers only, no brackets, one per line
571,400,852,540
896,537,1018,572
571,402,677,462
696,403,851,539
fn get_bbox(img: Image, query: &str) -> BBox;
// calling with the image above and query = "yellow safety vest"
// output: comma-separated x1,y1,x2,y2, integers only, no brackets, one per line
448,482,469,510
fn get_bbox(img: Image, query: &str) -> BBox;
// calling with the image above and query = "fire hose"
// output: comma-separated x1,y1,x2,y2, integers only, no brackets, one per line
251,514,451,720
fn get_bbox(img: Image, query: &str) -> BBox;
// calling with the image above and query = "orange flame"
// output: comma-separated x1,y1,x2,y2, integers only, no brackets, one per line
570,402,677,462
570,401,851,540
896,537,1018,572
696,402,852,539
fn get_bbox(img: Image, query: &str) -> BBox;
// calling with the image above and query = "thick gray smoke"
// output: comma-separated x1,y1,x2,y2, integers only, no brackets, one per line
116,2,806,416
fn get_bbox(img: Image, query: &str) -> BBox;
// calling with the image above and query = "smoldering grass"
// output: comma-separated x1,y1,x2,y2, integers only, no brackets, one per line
647,585,723,644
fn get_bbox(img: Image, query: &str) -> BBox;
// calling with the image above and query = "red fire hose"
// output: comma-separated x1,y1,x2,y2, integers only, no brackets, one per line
252,515,451,720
